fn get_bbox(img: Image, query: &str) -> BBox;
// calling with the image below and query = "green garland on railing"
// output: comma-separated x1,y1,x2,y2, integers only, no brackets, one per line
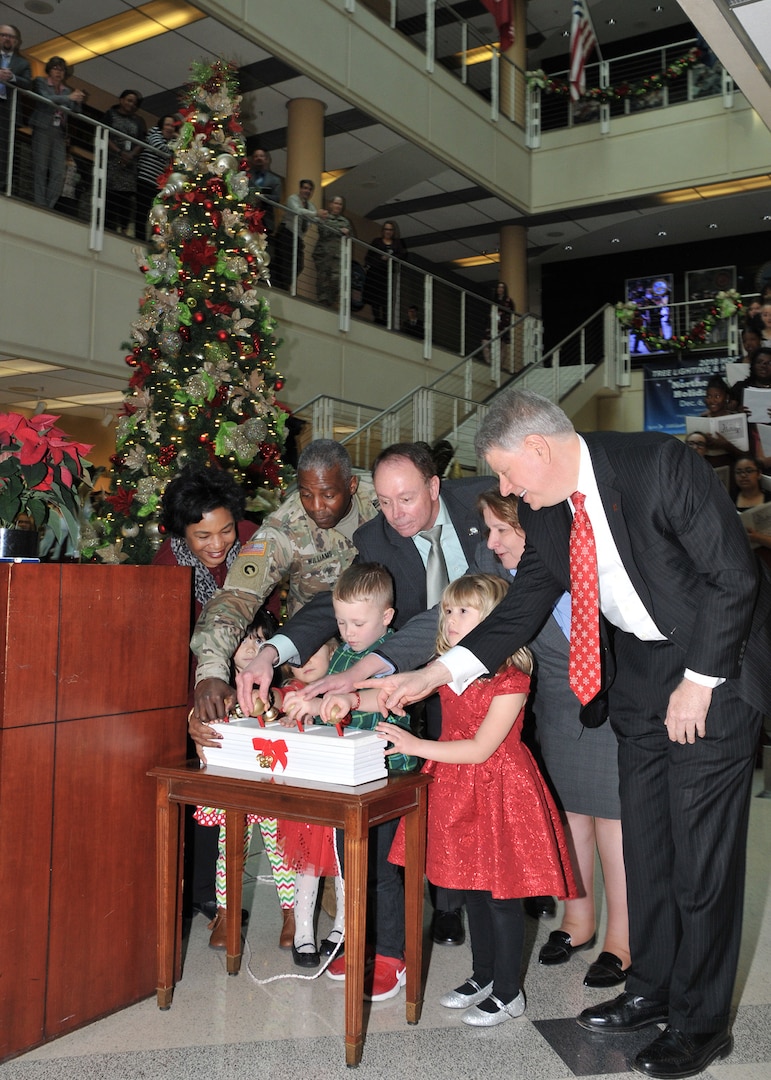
526,46,702,102
615,290,743,352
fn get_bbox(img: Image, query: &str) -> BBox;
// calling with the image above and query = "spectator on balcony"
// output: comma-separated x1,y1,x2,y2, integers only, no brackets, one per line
103,89,147,235
482,282,515,364
0,25,31,189
734,347,771,471
247,147,281,240
313,195,354,307
30,57,85,209
272,178,317,290
135,113,176,240
402,304,424,338
365,221,407,326
740,325,762,364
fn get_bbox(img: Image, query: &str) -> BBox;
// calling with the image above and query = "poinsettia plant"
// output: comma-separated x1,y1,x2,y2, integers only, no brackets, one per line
0,412,92,541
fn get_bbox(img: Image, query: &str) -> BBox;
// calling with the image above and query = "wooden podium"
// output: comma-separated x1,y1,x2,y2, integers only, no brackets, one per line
0,563,191,1063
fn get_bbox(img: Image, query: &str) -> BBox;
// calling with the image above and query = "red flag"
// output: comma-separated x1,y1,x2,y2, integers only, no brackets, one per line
481,1,514,53
569,0,598,101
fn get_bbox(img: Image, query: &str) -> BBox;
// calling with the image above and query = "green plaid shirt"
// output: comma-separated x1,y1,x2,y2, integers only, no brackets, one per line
318,631,417,773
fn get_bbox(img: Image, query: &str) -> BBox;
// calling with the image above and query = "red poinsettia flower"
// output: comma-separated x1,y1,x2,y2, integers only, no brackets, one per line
243,206,265,234
180,236,218,273
105,488,136,514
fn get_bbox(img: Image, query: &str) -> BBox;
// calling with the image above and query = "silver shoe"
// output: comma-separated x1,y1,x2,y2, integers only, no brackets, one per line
462,990,526,1027
439,978,493,1009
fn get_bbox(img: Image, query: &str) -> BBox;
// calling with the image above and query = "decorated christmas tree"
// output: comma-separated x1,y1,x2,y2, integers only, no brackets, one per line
84,60,288,564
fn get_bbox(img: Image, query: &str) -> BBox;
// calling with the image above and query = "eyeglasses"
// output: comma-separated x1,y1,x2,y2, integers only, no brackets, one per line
735,468,759,476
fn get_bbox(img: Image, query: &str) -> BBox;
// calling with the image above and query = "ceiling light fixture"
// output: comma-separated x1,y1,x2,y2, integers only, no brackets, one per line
611,237,620,243
606,19,616,26
708,223,718,229
24,1,205,67
564,245,573,251
452,253,501,268
657,230,667,237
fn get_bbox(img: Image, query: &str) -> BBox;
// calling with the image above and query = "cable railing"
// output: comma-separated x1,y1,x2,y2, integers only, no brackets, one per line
529,39,731,142
356,5,734,143
292,304,627,473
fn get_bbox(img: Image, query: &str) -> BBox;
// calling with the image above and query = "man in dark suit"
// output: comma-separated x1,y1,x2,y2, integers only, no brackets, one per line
0,25,31,192
369,390,770,1079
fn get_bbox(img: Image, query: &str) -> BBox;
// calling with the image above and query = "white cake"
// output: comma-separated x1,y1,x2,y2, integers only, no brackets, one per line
207,718,388,786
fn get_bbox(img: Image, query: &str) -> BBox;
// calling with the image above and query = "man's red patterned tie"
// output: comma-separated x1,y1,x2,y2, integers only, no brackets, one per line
568,491,602,704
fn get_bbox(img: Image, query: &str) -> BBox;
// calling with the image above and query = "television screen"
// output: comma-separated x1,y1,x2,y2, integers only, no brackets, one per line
625,274,673,354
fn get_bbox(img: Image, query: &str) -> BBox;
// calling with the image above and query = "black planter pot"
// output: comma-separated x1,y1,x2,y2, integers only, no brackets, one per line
0,527,40,559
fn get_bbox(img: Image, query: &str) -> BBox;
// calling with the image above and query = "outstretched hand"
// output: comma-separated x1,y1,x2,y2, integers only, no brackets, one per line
360,661,451,716
235,646,277,716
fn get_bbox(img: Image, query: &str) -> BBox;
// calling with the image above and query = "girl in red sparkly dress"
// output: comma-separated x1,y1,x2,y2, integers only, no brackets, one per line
377,575,576,1027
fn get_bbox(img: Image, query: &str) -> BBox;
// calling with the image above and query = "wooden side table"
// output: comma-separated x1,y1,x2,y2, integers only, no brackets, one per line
149,760,431,1067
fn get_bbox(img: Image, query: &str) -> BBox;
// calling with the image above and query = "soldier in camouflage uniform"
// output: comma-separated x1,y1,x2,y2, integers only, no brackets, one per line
191,440,379,711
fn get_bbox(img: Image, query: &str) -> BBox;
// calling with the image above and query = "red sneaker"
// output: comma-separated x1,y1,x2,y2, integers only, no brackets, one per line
364,954,406,1002
325,953,348,981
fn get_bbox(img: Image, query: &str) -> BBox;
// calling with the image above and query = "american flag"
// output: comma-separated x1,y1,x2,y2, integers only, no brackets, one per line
569,0,598,102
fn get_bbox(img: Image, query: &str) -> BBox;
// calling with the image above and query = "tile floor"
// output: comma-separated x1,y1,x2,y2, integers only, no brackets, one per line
2,770,770,1080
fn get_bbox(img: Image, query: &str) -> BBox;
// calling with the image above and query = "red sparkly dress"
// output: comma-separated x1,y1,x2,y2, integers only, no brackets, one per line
390,666,576,901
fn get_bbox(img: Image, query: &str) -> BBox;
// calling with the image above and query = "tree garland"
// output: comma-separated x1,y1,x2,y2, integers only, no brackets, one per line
527,46,702,103
615,290,743,352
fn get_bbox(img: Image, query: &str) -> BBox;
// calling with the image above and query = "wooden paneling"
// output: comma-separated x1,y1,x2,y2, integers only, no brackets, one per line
0,564,60,728
0,565,190,1061
46,707,185,1035
0,724,55,1059
57,566,191,720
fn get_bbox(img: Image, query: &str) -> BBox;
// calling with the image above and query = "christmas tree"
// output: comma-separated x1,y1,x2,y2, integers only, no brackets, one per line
84,60,288,564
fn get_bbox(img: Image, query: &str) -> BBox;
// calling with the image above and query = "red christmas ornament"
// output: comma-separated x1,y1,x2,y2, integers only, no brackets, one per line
203,199,214,211
179,326,191,341
109,453,126,469
274,379,284,390
199,433,210,444
125,354,138,366
193,311,205,324
216,330,228,342
158,445,178,466
150,348,161,359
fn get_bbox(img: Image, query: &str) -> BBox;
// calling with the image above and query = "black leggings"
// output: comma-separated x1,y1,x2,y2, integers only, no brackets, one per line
464,889,524,1003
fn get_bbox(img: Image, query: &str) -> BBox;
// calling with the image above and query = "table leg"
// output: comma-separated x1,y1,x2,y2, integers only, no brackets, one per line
343,807,368,1067
156,780,179,1009
403,785,428,1024
224,809,246,975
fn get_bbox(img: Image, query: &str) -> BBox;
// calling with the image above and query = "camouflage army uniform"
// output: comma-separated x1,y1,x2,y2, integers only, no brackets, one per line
192,478,379,684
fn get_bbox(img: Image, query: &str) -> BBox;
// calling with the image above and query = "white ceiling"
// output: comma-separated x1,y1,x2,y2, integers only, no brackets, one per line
2,0,771,415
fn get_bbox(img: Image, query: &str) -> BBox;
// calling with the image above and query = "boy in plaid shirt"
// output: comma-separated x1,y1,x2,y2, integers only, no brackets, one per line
282,562,416,999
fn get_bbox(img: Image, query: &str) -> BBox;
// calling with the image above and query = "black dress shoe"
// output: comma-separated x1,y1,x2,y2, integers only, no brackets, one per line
432,909,465,946
539,929,596,965
577,991,668,1032
524,895,557,918
584,951,629,988
632,1026,733,1078
291,943,320,968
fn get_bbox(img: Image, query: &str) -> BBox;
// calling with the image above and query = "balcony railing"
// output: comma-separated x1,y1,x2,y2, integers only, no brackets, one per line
355,5,734,144
290,306,624,474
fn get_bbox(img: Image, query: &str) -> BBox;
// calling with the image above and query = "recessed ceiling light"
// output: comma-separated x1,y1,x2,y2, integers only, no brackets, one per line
606,19,616,26
562,30,570,37
611,237,620,244
657,230,667,237
564,245,573,251
708,223,718,229
653,5,664,12
763,215,771,221
24,1,57,12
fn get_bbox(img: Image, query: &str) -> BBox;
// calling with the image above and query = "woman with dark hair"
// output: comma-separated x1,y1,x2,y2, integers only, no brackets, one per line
364,220,407,325
154,464,252,619
30,56,85,208
102,88,147,234
153,465,257,930
135,113,176,239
